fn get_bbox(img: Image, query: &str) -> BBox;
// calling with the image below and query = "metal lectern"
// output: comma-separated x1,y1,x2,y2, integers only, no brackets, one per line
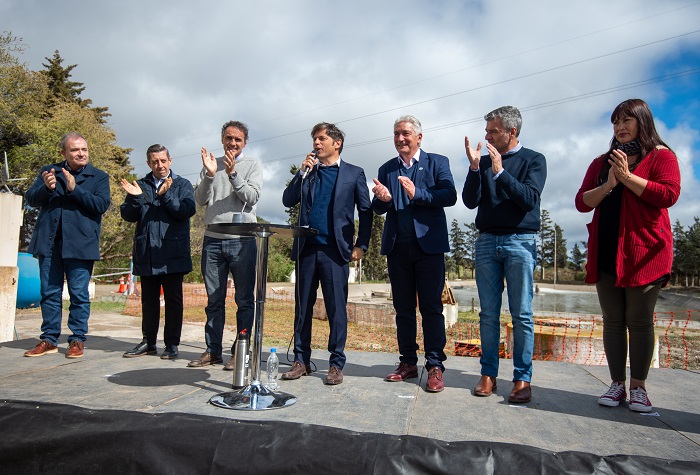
207,223,317,411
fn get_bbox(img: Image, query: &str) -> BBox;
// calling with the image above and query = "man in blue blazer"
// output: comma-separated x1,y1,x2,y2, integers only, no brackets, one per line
24,132,111,359
372,115,457,392
281,122,373,385
120,144,196,360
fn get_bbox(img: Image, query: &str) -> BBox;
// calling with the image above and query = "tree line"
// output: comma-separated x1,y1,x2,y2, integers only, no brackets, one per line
448,211,700,287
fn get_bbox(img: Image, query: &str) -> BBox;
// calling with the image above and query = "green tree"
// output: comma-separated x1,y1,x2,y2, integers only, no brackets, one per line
683,217,700,287
673,219,689,286
538,209,554,279
284,164,300,225
363,214,387,281
1,35,133,273
41,50,110,123
554,223,567,271
449,219,467,278
569,242,586,272
464,222,478,279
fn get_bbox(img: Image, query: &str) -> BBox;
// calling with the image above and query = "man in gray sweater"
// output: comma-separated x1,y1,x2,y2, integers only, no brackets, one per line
188,121,263,369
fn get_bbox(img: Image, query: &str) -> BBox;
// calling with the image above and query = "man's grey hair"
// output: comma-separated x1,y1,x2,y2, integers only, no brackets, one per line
484,106,522,137
146,144,170,161
221,120,249,141
394,115,422,134
60,132,87,151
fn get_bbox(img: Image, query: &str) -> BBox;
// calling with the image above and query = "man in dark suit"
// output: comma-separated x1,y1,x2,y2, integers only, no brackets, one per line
372,115,457,392
120,144,196,360
24,132,111,359
281,122,373,385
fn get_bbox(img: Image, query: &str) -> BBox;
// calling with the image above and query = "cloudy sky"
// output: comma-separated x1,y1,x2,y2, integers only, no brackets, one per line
3,0,700,250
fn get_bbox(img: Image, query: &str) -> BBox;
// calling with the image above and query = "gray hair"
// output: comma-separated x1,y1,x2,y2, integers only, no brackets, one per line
394,115,422,134
220,120,249,141
484,106,522,137
146,144,170,161
60,132,87,151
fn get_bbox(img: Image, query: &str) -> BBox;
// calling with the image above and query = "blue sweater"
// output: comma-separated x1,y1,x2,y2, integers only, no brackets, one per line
308,166,338,245
462,147,547,234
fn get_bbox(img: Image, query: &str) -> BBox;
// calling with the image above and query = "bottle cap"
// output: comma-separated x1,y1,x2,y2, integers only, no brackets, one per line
270,348,276,353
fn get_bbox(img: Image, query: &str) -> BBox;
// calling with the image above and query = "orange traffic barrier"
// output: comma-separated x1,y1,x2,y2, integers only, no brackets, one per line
117,276,125,293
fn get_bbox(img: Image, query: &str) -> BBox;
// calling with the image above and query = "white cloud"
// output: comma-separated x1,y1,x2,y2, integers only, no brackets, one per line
3,0,699,251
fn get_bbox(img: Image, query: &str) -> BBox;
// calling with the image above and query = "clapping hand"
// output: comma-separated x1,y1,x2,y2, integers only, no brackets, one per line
465,135,482,171
120,179,143,195
42,169,57,191
202,147,218,177
61,168,76,192
157,177,172,196
397,176,416,200
372,178,392,202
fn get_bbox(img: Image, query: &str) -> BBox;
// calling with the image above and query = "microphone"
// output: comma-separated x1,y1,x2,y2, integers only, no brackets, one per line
301,150,318,180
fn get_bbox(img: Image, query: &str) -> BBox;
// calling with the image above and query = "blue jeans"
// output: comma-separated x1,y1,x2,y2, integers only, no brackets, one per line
475,233,536,382
202,236,256,355
38,241,94,346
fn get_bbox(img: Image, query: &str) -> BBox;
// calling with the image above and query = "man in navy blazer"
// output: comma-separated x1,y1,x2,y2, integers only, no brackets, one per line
24,132,111,359
372,115,456,392
120,144,196,360
281,122,373,385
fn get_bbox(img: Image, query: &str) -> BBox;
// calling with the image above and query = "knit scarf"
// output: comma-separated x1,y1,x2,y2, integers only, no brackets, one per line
613,139,641,157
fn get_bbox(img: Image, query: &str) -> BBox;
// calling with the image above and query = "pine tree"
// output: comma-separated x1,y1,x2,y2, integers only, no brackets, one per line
464,222,478,279
539,209,554,279
570,242,586,272
363,214,387,281
449,219,467,278
555,223,568,270
285,164,301,225
41,50,111,123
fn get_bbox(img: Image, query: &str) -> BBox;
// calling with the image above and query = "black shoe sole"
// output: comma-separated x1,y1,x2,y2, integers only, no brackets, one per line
123,351,158,358
160,354,178,360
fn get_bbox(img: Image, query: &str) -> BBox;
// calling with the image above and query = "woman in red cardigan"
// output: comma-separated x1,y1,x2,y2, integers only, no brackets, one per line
575,99,681,413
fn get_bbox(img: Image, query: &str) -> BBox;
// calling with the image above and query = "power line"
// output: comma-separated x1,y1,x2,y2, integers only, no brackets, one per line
176,67,699,179
166,4,700,156
248,2,700,127
172,28,700,173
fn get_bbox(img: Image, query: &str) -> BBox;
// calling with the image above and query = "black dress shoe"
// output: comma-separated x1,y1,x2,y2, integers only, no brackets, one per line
123,341,157,358
161,345,178,360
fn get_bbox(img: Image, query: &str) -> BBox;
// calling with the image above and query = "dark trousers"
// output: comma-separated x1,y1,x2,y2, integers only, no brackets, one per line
140,273,184,348
387,240,446,371
294,244,349,369
596,272,661,381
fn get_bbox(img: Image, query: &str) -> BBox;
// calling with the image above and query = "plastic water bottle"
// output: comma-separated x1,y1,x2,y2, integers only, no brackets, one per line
266,348,279,390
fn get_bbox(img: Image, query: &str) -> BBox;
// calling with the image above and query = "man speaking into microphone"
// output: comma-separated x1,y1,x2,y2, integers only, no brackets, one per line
281,122,373,385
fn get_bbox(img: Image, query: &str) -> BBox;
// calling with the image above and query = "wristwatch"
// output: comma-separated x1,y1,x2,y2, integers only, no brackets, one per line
229,171,238,180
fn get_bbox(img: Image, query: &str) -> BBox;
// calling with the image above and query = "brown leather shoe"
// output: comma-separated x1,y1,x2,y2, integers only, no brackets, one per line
426,367,444,392
24,340,58,357
325,366,343,385
281,360,312,380
508,380,532,403
223,356,236,371
187,351,223,367
66,340,84,359
474,375,497,397
385,362,419,382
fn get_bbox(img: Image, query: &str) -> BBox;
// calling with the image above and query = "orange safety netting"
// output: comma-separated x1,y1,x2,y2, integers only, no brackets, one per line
121,284,699,370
